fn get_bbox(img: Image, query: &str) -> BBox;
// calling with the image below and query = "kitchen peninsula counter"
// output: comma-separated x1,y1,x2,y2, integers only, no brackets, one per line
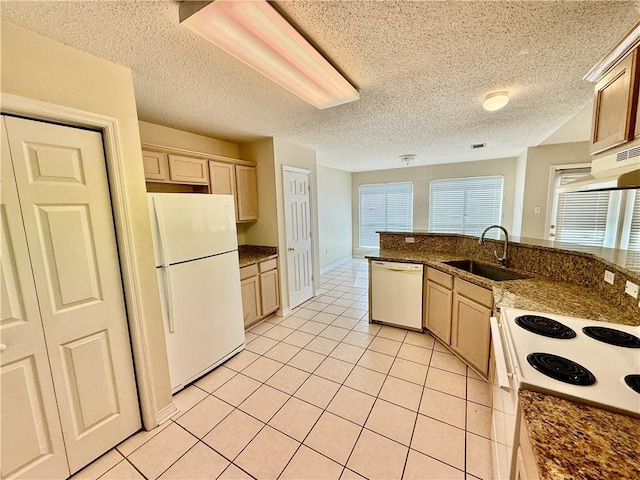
238,245,278,267
519,390,640,479
369,248,639,326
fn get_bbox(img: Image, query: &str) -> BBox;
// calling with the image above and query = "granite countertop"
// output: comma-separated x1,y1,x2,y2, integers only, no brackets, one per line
238,245,278,267
519,390,640,479
368,249,638,326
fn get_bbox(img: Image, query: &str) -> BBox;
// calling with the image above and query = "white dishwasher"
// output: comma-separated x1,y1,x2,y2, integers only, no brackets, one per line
370,261,424,330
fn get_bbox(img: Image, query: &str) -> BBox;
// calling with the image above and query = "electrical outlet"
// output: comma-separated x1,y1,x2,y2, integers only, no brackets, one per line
604,270,615,285
625,281,639,299
405,237,415,243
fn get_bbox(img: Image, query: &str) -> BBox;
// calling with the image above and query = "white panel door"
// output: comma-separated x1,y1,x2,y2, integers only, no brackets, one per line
1,119,70,479
3,116,140,474
283,167,313,309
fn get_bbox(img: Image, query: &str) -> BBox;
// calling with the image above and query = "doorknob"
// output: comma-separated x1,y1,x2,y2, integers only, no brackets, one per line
549,233,555,237
288,247,295,252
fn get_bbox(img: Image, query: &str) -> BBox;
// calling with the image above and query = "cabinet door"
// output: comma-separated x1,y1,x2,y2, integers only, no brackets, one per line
424,281,453,343
590,50,638,154
241,276,261,328
209,161,236,196
168,154,209,184
260,268,279,316
142,150,169,182
451,293,491,375
235,165,258,222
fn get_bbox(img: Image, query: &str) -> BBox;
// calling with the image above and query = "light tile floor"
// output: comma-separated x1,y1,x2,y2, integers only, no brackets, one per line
74,259,494,480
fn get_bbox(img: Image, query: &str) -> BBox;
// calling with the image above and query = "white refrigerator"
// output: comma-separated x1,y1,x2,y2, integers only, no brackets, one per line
148,193,245,393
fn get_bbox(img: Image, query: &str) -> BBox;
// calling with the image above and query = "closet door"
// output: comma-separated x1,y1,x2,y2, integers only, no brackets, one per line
1,119,70,479
3,116,141,473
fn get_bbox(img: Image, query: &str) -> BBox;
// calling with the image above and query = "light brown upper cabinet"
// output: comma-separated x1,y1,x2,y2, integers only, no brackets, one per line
235,165,259,222
142,150,169,182
168,154,209,185
209,161,237,196
590,48,638,154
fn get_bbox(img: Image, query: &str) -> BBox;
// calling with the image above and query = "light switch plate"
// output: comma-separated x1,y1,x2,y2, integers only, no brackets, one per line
604,270,615,284
625,281,639,299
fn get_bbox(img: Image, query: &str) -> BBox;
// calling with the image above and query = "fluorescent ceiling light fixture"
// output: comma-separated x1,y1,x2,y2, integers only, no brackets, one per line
482,92,510,111
180,0,359,109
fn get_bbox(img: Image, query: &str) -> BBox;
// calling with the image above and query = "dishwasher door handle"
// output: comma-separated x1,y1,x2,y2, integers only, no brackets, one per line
373,262,421,272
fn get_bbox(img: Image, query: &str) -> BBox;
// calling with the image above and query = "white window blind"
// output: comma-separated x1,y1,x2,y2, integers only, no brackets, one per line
429,176,503,238
628,189,640,251
554,172,611,247
359,182,413,248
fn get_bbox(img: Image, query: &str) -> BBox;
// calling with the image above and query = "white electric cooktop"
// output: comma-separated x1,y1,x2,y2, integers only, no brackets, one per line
500,307,640,418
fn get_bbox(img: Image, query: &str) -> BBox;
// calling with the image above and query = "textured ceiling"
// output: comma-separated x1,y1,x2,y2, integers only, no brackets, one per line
2,1,639,171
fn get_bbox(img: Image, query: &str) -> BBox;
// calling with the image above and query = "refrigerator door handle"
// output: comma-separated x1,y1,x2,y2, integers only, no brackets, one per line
164,267,176,334
153,197,170,268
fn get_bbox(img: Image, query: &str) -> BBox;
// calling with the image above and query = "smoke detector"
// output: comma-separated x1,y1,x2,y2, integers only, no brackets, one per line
400,154,416,165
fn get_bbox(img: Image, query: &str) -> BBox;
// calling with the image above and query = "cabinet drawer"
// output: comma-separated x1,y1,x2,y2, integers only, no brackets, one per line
168,154,209,184
454,278,492,308
259,258,277,273
427,267,453,289
240,264,259,280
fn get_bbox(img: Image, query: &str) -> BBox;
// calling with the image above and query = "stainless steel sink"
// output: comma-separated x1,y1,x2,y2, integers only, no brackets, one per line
442,260,530,281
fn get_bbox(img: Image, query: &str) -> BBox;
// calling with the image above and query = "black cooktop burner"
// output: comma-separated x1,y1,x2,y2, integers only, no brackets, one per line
527,352,596,386
516,315,577,339
582,326,640,348
624,375,640,394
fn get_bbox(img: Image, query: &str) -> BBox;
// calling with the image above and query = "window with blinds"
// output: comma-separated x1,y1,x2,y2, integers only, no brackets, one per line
553,171,611,247
359,182,413,248
428,176,504,238
628,189,640,251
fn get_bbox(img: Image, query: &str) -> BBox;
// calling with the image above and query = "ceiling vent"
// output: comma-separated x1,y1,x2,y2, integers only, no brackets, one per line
471,143,486,149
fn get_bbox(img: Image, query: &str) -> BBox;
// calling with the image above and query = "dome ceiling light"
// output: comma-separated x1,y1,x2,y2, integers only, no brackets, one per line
482,92,510,111
400,154,417,166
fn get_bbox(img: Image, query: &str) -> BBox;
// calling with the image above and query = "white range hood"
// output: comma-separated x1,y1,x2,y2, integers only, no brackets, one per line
558,145,640,192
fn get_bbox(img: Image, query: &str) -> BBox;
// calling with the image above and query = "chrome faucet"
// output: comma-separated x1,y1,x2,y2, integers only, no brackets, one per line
479,225,509,267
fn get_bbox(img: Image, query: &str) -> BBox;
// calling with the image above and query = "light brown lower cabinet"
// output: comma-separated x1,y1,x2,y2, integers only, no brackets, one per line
514,416,540,480
240,258,279,328
451,285,492,374
424,268,453,343
423,268,492,377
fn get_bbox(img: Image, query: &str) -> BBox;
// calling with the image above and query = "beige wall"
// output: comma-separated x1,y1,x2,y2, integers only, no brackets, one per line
138,120,240,158
1,22,172,426
520,141,591,239
317,165,352,269
512,151,528,237
239,138,279,247
351,157,518,254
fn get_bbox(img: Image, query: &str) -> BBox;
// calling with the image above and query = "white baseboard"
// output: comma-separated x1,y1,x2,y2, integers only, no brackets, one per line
156,402,178,427
320,255,353,275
